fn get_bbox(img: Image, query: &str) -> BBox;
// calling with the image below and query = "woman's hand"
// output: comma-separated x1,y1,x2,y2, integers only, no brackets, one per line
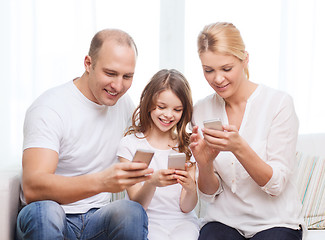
190,126,219,166
202,124,243,154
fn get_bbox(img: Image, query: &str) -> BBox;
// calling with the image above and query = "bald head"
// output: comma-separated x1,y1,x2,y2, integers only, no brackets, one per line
88,29,138,67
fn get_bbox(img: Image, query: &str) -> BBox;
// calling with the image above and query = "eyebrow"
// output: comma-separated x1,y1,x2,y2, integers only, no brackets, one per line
102,68,134,75
203,63,233,69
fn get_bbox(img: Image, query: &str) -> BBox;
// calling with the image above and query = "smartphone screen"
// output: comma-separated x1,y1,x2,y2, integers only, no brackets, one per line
132,149,154,166
168,153,186,170
203,118,223,131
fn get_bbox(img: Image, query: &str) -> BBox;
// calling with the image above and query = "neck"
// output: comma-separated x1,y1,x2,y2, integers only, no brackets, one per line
145,127,176,150
225,80,257,108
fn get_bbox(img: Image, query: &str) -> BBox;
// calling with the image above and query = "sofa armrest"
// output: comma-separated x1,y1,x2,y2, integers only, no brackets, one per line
0,170,21,240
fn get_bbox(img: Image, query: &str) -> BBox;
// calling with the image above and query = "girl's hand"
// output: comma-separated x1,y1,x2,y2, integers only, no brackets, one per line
202,124,243,153
174,168,196,193
148,169,178,187
190,126,219,166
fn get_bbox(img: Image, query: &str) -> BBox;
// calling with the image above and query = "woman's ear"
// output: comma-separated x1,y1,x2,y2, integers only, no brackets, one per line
244,51,249,65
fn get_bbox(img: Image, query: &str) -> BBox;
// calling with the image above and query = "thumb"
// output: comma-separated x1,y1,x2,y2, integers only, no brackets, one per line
222,124,238,132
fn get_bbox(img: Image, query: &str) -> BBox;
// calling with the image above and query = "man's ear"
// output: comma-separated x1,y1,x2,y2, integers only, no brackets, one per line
84,55,92,73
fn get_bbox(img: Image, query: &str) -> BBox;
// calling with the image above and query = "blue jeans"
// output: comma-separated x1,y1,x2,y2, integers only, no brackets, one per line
198,221,302,240
16,199,148,240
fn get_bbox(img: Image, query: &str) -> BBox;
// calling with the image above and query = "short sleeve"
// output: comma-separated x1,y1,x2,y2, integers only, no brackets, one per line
117,136,134,161
23,105,63,153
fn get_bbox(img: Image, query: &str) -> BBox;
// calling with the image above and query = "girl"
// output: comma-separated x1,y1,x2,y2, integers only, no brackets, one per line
190,22,304,240
117,69,199,240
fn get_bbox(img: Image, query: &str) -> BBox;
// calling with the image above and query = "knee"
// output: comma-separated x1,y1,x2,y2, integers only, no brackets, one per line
110,200,148,225
17,200,66,232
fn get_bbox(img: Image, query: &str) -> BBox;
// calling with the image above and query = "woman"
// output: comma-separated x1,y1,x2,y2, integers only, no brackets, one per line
190,22,305,240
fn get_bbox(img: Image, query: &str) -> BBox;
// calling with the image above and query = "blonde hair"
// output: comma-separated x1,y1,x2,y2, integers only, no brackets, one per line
197,22,249,79
126,69,193,161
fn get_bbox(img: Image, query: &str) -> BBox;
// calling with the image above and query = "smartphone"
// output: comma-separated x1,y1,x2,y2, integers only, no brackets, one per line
203,118,223,131
132,149,154,166
168,153,186,170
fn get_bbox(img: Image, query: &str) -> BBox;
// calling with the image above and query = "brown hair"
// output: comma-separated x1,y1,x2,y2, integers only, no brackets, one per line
88,29,138,67
197,22,249,79
126,69,193,160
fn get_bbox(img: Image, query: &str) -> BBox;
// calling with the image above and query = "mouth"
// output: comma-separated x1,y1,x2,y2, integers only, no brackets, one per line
159,118,173,126
215,83,230,91
104,89,118,96
217,83,229,88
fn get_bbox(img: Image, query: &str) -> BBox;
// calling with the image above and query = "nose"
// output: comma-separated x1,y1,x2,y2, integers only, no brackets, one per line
111,76,123,92
163,109,173,118
214,72,225,84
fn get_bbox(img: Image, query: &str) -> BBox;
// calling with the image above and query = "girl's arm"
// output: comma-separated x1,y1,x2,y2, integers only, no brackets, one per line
119,157,156,209
177,164,198,213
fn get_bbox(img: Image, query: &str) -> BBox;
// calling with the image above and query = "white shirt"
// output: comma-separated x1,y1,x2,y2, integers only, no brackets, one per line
23,80,134,213
117,133,198,223
192,84,305,238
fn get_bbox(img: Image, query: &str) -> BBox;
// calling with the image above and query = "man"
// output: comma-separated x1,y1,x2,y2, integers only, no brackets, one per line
16,29,153,240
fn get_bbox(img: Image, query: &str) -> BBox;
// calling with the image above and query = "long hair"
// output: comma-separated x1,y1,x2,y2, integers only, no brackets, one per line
126,69,193,160
197,22,249,79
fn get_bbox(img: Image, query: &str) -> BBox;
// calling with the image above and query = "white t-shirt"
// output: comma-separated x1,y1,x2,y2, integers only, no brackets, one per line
117,133,198,223
192,84,305,237
22,80,134,213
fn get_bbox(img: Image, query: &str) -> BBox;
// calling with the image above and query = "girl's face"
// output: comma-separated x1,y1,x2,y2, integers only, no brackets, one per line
199,51,248,100
150,89,183,134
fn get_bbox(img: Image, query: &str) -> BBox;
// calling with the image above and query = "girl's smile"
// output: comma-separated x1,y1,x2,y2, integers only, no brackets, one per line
150,89,183,133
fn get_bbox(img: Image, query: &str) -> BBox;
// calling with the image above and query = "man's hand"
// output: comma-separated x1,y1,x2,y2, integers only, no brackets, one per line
98,162,154,193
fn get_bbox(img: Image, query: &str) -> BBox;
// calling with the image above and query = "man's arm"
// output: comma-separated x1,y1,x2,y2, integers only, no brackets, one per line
22,148,153,204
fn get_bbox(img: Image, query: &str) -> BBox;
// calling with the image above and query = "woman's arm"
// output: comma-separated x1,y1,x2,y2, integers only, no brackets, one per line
190,126,221,195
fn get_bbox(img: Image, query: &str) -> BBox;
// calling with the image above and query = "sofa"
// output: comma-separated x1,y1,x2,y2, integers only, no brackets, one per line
1,134,324,240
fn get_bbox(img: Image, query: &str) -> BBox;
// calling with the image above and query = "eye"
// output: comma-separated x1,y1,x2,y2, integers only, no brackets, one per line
174,108,183,112
105,71,116,77
204,69,214,73
157,105,165,110
223,67,232,72
123,74,133,80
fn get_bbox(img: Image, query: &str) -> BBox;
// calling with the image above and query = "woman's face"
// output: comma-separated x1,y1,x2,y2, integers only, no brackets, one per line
199,51,247,100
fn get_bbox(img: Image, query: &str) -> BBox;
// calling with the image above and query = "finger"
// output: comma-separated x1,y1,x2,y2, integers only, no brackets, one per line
192,125,199,134
120,161,150,171
222,124,238,132
124,175,152,186
189,142,198,149
202,128,223,138
163,179,178,186
161,169,176,175
124,168,154,179
174,170,188,177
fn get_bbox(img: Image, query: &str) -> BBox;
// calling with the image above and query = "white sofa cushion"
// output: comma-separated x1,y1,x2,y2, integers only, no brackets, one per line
0,170,21,240
295,152,325,229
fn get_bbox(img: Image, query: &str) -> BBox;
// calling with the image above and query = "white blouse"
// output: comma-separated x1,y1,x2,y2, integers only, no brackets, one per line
192,84,305,238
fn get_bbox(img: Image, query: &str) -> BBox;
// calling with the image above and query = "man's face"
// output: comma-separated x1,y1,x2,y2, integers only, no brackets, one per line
85,40,136,106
